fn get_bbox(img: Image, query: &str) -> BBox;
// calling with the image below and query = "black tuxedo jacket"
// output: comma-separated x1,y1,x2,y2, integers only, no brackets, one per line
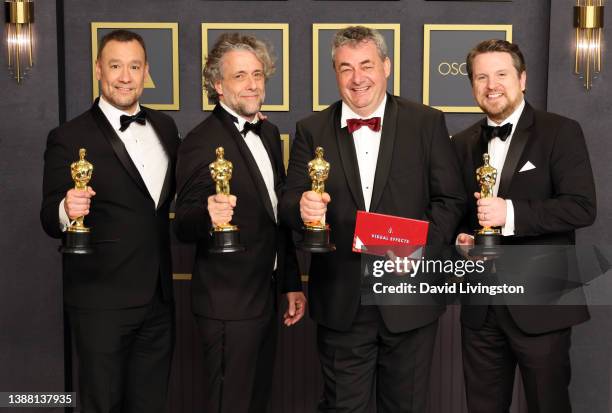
40,99,180,309
174,105,301,320
453,102,596,333
279,95,466,333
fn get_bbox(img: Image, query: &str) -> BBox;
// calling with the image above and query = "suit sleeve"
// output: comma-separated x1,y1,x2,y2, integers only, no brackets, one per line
512,119,596,236
173,133,215,242
278,120,315,232
425,111,468,244
40,129,74,239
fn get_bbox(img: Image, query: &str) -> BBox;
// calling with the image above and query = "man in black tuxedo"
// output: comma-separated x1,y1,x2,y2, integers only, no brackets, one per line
454,39,596,412
279,26,466,412
40,30,179,413
174,33,305,413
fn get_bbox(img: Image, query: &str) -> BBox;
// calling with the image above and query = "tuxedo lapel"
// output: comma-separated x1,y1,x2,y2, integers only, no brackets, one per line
333,105,366,211
213,105,276,222
144,108,176,209
369,95,397,212
498,103,534,198
90,100,151,201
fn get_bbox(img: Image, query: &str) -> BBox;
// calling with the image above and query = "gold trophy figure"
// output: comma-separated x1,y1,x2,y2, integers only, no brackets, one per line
60,148,94,254
297,147,336,252
208,147,244,253
472,153,501,256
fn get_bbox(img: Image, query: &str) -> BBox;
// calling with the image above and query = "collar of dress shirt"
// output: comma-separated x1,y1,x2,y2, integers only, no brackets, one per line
219,101,259,133
486,98,525,137
98,96,143,132
340,94,387,129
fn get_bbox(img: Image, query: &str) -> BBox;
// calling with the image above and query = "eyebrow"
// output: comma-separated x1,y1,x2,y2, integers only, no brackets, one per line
107,59,143,65
338,59,374,68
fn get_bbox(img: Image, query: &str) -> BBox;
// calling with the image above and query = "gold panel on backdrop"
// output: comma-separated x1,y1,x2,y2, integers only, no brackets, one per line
312,23,401,112
423,24,512,113
201,23,290,112
91,22,180,110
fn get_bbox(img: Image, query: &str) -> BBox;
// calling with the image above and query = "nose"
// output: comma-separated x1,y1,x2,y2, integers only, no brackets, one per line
351,67,365,84
118,66,131,83
246,74,257,90
486,76,497,90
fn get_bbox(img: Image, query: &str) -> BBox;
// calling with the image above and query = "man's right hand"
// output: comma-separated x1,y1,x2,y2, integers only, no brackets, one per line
207,194,237,227
64,187,96,220
299,191,330,223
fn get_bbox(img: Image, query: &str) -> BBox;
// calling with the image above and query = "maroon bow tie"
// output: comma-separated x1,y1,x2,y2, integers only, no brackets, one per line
346,117,381,134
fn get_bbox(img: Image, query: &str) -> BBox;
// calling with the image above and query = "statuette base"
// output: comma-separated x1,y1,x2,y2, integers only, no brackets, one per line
298,224,336,253
60,228,93,254
209,226,245,254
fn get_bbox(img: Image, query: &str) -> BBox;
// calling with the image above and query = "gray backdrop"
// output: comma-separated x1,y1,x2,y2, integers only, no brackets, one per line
1,0,610,412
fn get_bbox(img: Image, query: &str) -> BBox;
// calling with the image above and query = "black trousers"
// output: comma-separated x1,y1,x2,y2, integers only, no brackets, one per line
462,305,572,413
66,290,175,413
317,306,438,413
195,308,277,413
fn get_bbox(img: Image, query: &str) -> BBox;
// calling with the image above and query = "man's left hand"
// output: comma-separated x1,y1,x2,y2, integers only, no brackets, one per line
283,292,307,327
475,192,506,227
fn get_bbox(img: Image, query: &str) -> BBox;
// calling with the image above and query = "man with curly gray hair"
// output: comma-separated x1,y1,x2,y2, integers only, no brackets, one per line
175,32,305,413
203,32,275,107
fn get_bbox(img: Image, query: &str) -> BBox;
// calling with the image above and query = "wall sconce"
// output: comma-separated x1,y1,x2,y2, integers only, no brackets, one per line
5,0,34,84
574,0,604,90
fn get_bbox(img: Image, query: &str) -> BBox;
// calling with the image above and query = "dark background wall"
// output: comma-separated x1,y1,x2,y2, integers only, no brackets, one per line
547,1,612,411
0,1,64,411
1,0,610,412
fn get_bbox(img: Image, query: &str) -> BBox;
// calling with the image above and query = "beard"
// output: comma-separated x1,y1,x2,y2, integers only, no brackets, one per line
480,94,521,123
234,97,263,119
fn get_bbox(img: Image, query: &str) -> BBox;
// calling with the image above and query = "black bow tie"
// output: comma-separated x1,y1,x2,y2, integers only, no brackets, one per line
119,110,147,132
481,123,513,142
240,121,262,137
226,111,263,137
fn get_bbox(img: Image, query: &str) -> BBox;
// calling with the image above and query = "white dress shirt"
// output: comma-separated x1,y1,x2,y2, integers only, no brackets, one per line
340,95,387,212
220,102,278,222
486,99,525,236
59,96,169,228
220,102,278,270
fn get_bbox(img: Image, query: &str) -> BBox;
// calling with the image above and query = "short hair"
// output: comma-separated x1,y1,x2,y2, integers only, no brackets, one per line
97,29,147,62
466,39,526,83
331,26,388,68
203,32,276,104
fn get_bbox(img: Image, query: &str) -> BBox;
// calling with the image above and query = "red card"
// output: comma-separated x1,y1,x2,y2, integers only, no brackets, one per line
352,211,429,257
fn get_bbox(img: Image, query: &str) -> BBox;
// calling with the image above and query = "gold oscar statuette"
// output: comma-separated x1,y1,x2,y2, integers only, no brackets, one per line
60,148,94,254
297,147,335,252
472,153,502,256
208,147,244,253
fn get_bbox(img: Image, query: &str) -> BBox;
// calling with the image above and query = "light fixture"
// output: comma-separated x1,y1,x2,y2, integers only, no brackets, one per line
574,0,604,90
5,0,34,84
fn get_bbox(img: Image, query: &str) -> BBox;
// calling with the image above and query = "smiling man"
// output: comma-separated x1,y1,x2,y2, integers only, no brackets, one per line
453,39,596,413
174,33,305,413
279,26,466,412
41,30,180,413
